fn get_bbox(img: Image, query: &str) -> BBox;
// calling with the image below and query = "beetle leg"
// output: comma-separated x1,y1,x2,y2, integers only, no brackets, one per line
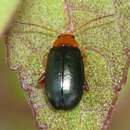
80,47,88,62
37,73,45,88
83,81,89,91
37,53,48,89
80,47,89,91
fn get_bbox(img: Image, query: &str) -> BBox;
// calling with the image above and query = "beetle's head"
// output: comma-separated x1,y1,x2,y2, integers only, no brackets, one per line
53,33,78,48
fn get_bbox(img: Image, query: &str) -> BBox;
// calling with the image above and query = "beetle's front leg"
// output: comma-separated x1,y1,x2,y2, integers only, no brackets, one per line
38,72,45,88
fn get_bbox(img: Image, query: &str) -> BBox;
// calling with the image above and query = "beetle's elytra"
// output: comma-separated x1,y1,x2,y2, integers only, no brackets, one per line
39,34,87,110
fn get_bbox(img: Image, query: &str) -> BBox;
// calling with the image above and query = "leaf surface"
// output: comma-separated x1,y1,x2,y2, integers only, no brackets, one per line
6,0,130,130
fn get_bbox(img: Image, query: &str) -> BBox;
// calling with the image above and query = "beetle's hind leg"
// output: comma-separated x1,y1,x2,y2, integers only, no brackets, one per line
83,81,89,91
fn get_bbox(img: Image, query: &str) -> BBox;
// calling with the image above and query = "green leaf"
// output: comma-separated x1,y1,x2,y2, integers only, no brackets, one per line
5,0,130,130
0,0,20,36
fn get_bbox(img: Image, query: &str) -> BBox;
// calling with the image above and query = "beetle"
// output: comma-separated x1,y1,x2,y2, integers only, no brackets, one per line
39,33,88,110
12,14,114,110
11,14,113,110
10,13,114,110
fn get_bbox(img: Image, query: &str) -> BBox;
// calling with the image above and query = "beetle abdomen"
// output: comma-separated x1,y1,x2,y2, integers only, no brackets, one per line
45,46,85,110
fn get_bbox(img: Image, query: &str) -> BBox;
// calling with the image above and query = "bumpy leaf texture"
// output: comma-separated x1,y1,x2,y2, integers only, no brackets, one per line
6,0,130,130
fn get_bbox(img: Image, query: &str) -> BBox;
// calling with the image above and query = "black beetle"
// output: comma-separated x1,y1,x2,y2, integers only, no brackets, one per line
39,34,87,110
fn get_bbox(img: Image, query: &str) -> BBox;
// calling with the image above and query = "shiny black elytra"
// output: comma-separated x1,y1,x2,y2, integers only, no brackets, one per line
39,34,87,110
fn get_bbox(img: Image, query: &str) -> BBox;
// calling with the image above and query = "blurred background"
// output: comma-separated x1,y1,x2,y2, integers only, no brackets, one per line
0,39,130,130
0,40,37,130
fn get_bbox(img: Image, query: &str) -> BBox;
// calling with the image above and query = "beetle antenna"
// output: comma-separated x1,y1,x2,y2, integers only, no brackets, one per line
74,20,115,34
72,13,115,33
13,21,59,34
9,30,55,37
